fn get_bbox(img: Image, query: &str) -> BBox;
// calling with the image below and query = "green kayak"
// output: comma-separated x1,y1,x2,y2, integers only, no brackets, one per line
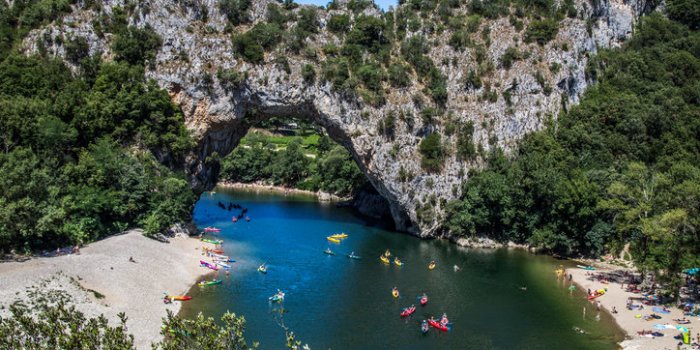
198,279,222,287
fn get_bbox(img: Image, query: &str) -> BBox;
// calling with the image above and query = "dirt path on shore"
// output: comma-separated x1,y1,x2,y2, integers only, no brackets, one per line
0,230,207,349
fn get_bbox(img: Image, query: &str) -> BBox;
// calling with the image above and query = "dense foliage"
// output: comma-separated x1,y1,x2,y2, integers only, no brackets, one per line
0,295,306,349
0,3,195,253
445,13,700,296
220,130,366,197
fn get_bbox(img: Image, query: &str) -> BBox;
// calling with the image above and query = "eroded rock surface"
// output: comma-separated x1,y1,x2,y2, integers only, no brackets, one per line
23,0,652,236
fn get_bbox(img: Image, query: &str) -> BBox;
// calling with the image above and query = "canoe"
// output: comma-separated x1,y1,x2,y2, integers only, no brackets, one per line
165,295,191,301
400,306,416,317
198,280,222,287
394,258,403,266
392,288,400,298
327,237,341,243
380,255,390,264
428,319,449,332
323,249,336,255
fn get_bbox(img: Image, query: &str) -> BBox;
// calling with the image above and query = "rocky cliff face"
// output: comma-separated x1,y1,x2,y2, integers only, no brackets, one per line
23,0,651,237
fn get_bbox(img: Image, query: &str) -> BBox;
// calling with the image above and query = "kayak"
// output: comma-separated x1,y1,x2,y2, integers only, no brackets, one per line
201,238,223,245
428,319,449,332
214,258,236,263
400,306,416,317
347,254,361,259
420,295,428,306
198,279,222,287
428,262,436,270
421,320,430,334
577,264,596,270
203,247,224,254
380,255,390,264
199,260,219,271
329,233,348,239
203,227,221,232
211,253,229,259
394,257,403,266
327,237,341,243
587,291,605,300
384,249,391,257
323,249,336,255
215,261,231,269
392,288,400,298
165,295,191,301
258,265,267,274
269,291,285,303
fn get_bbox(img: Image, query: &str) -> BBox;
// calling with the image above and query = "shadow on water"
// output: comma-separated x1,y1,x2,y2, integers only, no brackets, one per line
180,187,624,349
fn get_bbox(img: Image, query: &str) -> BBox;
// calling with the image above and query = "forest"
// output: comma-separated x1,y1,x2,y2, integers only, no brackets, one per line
0,1,196,253
445,8,700,292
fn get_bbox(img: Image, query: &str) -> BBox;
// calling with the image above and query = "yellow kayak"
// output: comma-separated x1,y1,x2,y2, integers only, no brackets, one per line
428,262,436,270
384,249,391,257
392,288,399,298
380,255,390,264
330,233,348,239
327,237,341,243
394,257,403,266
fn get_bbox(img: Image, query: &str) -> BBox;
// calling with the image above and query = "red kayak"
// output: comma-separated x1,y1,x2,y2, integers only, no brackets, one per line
400,306,416,317
420,296,428,306
428,319,449,332
164,295,191,301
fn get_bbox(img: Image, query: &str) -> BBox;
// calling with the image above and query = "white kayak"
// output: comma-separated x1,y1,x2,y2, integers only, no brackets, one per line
216,261,231,269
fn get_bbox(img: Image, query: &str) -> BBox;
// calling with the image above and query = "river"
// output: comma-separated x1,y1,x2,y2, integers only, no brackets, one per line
180,187,624,349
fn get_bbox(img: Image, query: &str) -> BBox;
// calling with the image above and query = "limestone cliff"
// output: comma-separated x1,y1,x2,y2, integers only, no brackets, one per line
23,0,653,237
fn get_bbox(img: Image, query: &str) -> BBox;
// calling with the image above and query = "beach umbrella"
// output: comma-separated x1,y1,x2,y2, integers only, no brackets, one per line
683,267,700,275
677,326,689,333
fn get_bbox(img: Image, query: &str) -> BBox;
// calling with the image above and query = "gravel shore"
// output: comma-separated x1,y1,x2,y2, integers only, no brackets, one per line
568,266,693,350
0,229,207,349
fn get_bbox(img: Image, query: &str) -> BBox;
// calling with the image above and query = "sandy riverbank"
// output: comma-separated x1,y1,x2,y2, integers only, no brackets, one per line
217,181,350,201
0,230,208,349
568,265,693,350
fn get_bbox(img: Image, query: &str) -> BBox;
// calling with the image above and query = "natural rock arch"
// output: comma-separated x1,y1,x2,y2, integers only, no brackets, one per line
23,0,646,237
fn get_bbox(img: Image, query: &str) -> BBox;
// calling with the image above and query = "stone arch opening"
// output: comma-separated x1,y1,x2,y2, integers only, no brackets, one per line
187,101,416,233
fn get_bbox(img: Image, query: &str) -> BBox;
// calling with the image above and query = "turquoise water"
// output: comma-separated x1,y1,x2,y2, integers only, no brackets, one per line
180,188,624,349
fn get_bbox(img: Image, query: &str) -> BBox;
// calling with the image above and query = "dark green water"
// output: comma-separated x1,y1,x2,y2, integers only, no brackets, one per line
180,187,624,349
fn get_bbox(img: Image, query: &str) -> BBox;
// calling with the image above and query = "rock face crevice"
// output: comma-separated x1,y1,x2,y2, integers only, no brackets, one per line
23,0,653,237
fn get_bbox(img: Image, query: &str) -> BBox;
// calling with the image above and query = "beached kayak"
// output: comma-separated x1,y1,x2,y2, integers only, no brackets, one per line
198,279,222,287
201,238,223,244
203,247,224,254
200,260,219,271
216,261,231,269
587,290,606,300
327,237,341,243
380,255,390,264
428,319,449,332
165,295,192,301
576,264,596,270
400,306,416,317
